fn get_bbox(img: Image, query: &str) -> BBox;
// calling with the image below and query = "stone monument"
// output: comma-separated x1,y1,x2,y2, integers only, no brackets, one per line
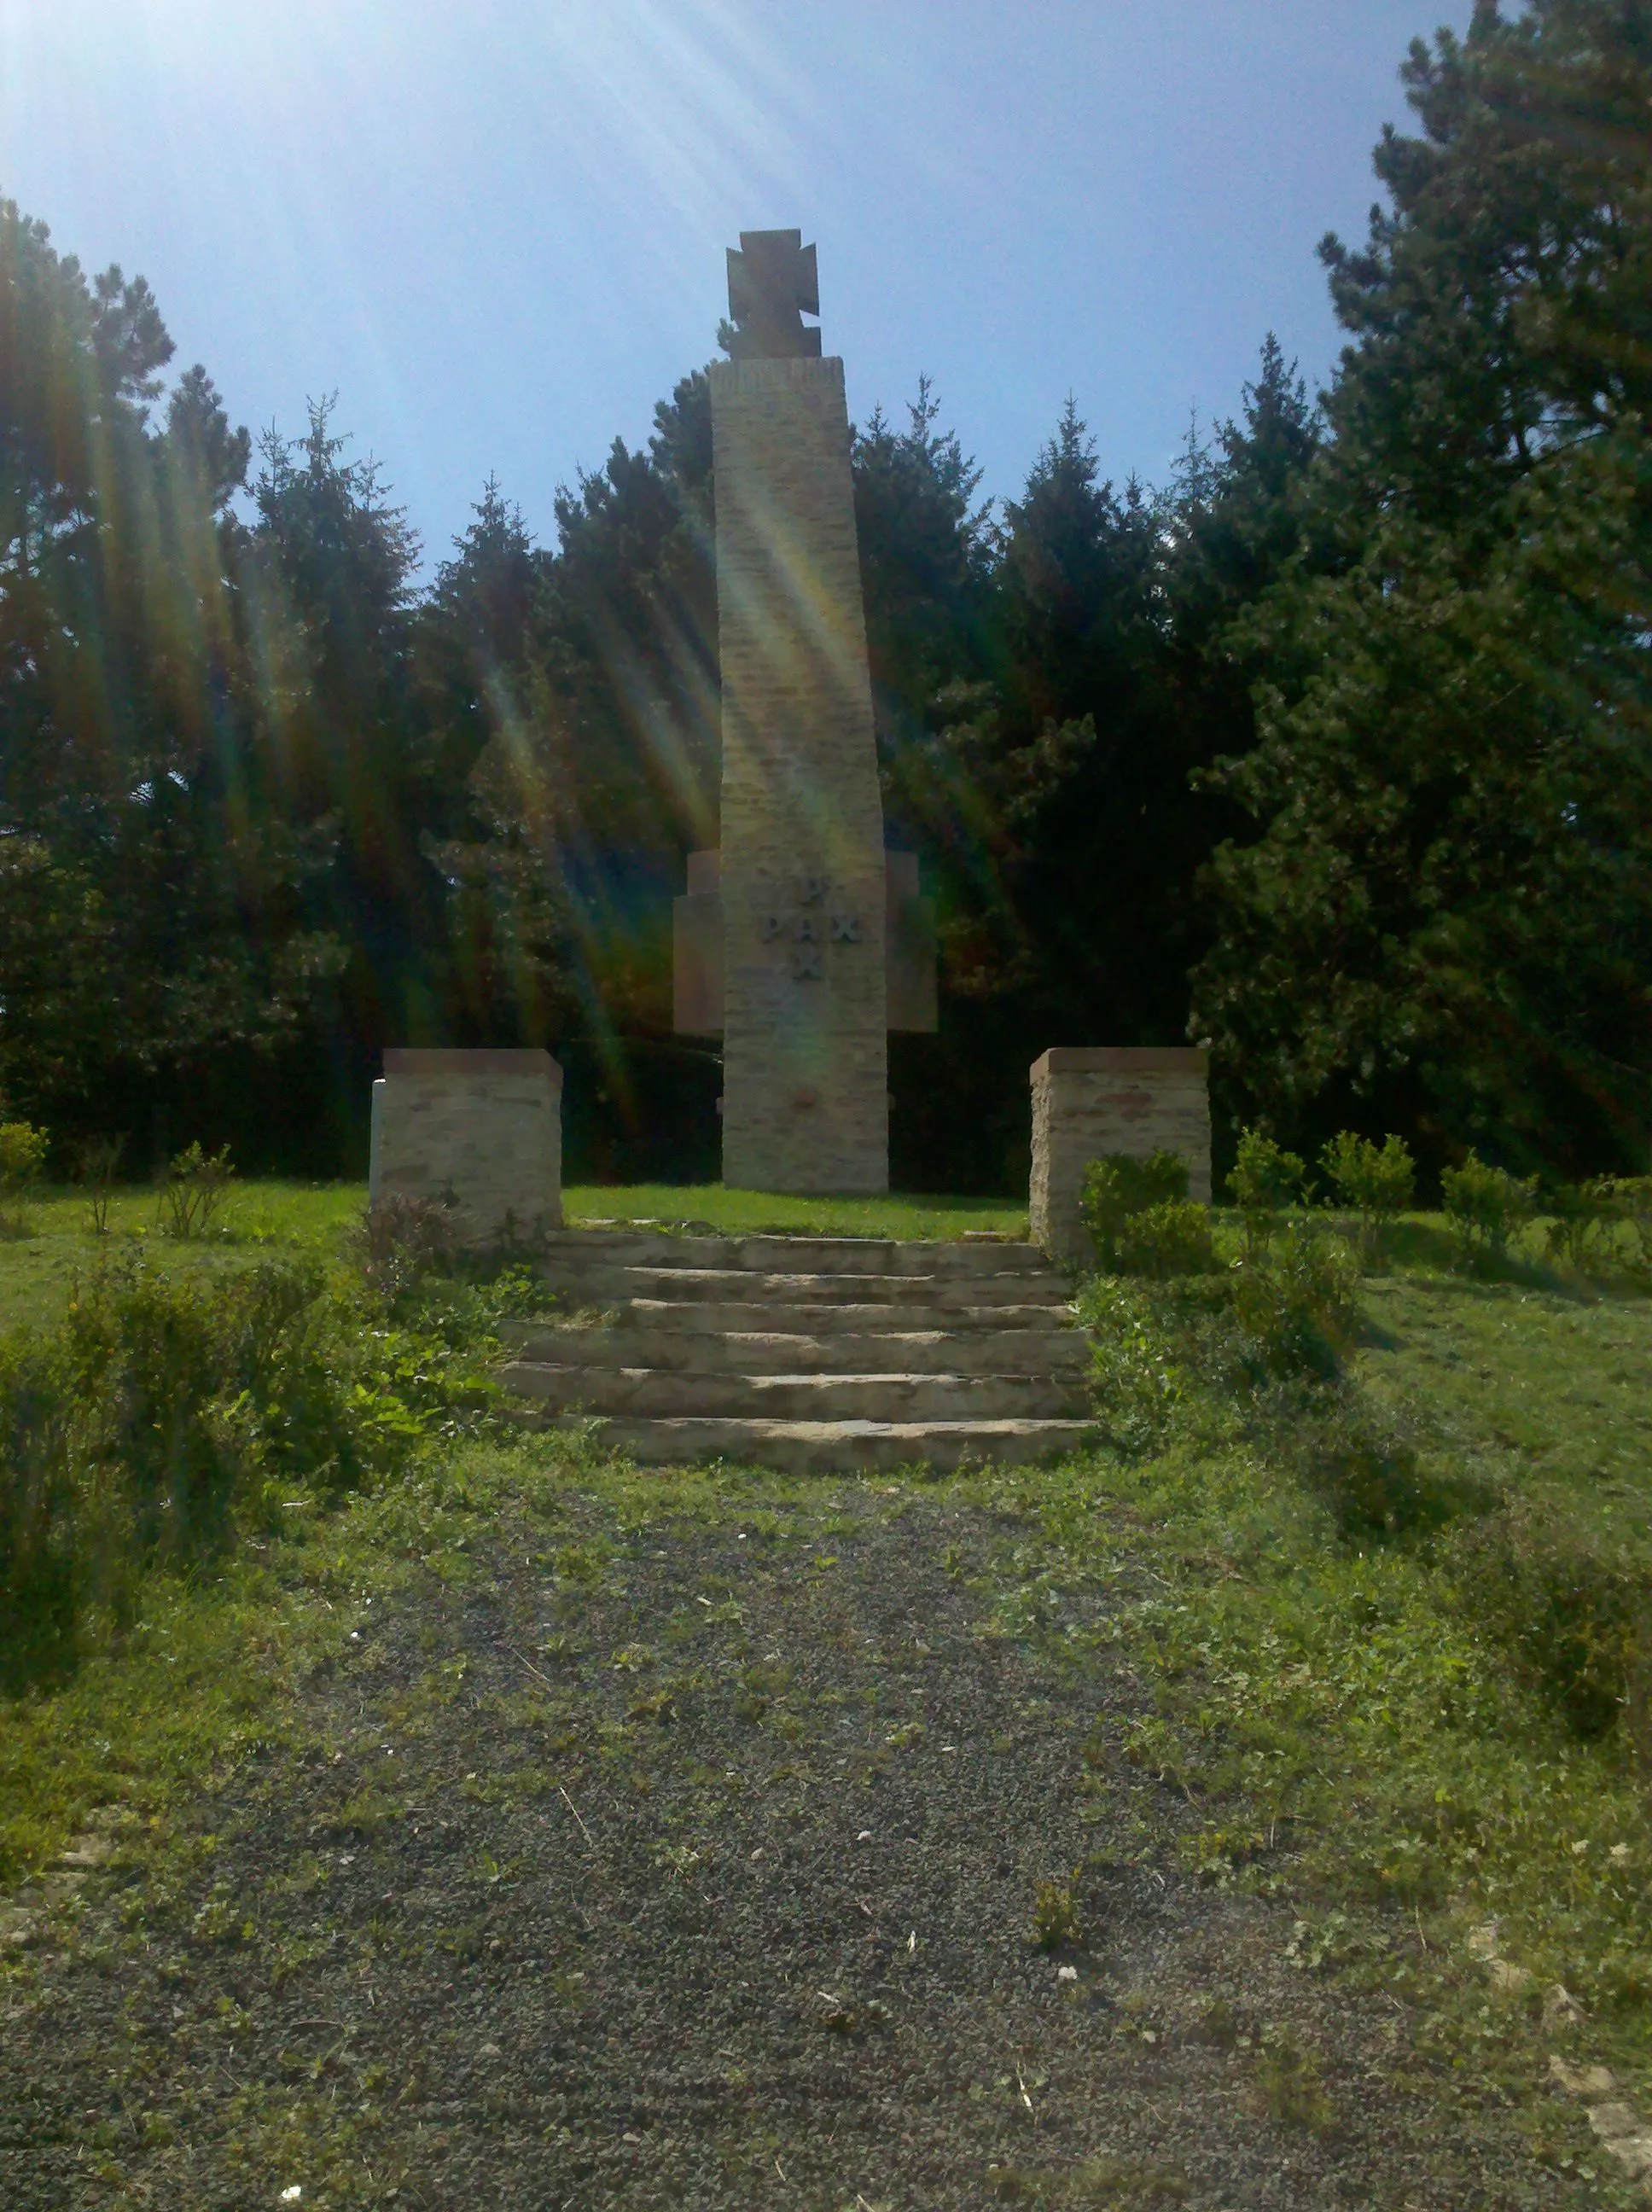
673,230,935,1193
369,1048,563,1244
1029,1047,1212,1266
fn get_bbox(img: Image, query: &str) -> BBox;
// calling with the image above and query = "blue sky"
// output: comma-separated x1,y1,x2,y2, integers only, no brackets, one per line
1,0,1474,571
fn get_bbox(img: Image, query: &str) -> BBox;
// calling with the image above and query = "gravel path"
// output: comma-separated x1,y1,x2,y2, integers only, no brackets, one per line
1,1476,1586,2209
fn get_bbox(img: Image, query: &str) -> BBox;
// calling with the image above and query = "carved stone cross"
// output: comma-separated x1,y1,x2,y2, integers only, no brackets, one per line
725,230,822,359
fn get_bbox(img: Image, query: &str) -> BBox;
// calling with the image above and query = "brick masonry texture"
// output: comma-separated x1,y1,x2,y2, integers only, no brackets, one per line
369,1050,563,1243
711,355,889,1193
673,848,937,1039
1029,1048,1212,1264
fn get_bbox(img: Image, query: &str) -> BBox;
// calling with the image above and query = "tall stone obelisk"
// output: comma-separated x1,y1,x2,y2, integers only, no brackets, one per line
711,230,888,1193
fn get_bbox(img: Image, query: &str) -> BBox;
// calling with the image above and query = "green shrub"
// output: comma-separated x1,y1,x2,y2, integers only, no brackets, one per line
155,1141,236,1239
1539,1179,1611,1272
1607,1177,1652,1272
353,1193,461,1298
1115,1197,1217,1279
1440,1150,1536,1266
1078,1150,1190,1272
1318,1131,1415,1263
0,1252,510,1688
1230,1128,1307,1258
68,1132,125,1236
1281,1386,1486,1543
1230,1225,1360,1382
1526,1170,1652,1276
1449,1505,1652,1740
0,1121,49,1236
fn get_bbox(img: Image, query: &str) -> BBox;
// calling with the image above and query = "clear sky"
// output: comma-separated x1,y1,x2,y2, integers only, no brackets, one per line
1,0,1474,571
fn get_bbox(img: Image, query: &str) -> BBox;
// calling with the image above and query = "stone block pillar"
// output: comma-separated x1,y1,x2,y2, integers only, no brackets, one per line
369,1048,563,1243
1029,1048,1212,1265
711,350,888,1191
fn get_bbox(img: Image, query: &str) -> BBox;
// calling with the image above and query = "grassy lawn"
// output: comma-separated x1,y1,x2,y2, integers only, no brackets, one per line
3,1198,1651,2201
0,1181,364,1330
0,1180,1028,1332
561,1181,1029,1239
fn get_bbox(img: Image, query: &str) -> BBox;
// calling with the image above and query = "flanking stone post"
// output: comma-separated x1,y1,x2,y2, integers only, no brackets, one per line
1029,1048,1212,1266
369,1048,563,1246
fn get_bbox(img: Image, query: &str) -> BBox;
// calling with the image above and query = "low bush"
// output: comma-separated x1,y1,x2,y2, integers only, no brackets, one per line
68,1132,125,1235
1544,1174,1652,1278
1277,1384,1486,1544
1115,1197,1217,1280
1230,1129,1308,1259
1319,1132,1415,1264
1593,1175,1652,1276
1440,1150,1537,1266
1230,1226,1361,1382
353,1192,462,1297
1078,1150,1190,1272
154,1141,236,1239
1449,1505,1652,1742
0,1250,512,1690
0,1121,49,1237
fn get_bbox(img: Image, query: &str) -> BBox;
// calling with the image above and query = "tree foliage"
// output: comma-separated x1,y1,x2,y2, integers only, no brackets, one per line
3,3,1649,1186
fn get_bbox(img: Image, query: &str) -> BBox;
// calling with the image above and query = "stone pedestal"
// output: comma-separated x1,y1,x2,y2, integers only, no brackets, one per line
369,1048,563,1243
1029,1048,1211,1265
711,352,888,1192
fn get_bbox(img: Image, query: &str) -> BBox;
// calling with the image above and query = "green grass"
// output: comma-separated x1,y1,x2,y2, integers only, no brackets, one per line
561,1182,1028,1239
5,1191,1652,2143
0,1181,1027,1335
0,1181,364,1328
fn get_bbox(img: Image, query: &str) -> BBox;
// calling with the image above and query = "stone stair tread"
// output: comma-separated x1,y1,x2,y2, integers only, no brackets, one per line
526,1412,1097,1471
619,1300,1073,1331
500,1363,1085,1420
540,1266,1067,1307
498,1324,1090,1378
538,1231,1052,1277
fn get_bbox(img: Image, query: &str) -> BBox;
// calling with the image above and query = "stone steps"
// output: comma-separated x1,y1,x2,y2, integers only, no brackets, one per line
502,1229,1095,1471
618,1299,1074,1335
500,1323,1091,1377
539,1265,1067,1309
526,1415,1092,1476
503,1365,1081,1422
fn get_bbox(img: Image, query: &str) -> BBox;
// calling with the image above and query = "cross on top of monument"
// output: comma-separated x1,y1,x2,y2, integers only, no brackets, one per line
725,230,822,359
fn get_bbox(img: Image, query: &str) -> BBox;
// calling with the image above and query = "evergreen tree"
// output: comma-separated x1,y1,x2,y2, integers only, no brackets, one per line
1191,0,1652,1174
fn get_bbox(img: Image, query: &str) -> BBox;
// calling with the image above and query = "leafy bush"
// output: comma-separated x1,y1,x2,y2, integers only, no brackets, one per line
0,1254,509,1688
1450,1505,1652,1741
1115,1197,1217,1279
154,1142,236,1239
1281,1385,1486,1544
1230,1128,1307,1258
68,1132,125,1235
1594,1176,1652,1275
1230,1226,1360,1382
1078,1150,1190,1271
1544,1175,1652,1278
1440,1150,1536,1266
1319,1131,1415,1263
0,1121,49,1235
353,1193,461,1298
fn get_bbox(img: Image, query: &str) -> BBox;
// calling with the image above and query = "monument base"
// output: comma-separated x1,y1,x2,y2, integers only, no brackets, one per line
1030,1047,1212,1265
369,1049,563,1244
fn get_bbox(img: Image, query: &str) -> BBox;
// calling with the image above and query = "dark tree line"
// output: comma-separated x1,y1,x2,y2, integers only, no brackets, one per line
2,0,1648,1188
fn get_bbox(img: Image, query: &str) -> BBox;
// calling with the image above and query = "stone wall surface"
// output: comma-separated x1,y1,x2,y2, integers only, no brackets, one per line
369,1049,563,1243
1029,1047,1212,1264
711,354,888,1192
672,847,935,1038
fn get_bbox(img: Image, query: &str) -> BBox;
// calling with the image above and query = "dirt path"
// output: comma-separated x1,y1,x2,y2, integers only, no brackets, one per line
2,1476,1580,2209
